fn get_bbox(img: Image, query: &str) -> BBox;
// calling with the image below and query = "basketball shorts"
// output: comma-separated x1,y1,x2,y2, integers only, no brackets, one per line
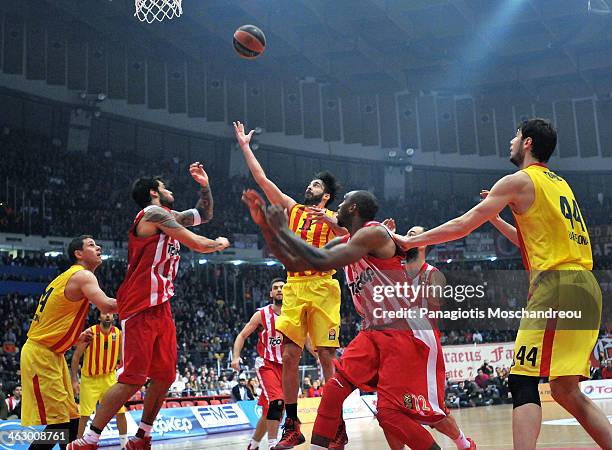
20,339,80,426
336,329,448,424
118,301,177,386
79,372,127,416
276,275,341,349
255,357,283,416
510,269,602,380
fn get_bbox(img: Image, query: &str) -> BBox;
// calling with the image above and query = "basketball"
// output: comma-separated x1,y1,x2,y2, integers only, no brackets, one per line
233,25,266,59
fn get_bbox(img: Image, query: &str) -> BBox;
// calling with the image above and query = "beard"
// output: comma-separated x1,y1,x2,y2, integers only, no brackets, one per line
304,192,324,206
102,320,112,328
273,298,283,306
510,147,525,168
159,192,174,208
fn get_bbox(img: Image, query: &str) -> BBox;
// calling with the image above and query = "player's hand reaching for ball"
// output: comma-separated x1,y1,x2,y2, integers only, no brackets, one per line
266,205,288,231
189,162,209,188
306,207,337,226
230,357,242,371
241,190,267,226
233,121,255,149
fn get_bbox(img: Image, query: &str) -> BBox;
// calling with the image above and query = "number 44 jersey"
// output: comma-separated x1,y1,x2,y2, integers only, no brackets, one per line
512,163,593,272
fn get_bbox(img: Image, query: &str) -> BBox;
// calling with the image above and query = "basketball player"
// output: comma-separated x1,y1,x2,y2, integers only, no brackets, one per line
20,235,117,450
231,278,286,450
384,223,475,449
234,121,345,447
71,312,127,448
242,189,445,450
69,162,230,450
391,119,611,449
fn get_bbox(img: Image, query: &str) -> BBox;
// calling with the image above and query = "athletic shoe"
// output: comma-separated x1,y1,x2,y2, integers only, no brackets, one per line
467,437,477,449
271,418,306,449
329,420,349,450
125,437,152,450
247,443,259,450
67,440,98,450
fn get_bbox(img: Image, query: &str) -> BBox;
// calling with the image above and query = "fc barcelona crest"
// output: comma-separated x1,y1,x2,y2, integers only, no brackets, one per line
403,394,413,410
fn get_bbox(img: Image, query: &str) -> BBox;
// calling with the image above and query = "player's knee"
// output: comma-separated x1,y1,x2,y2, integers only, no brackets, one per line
266,399,284,421
508,374,541,408
549,379,578,404
282,344,301,365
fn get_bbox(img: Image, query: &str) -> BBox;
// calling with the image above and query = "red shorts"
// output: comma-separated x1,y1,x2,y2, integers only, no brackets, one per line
255,357,283,415
336,329,448,424
118,302,177,386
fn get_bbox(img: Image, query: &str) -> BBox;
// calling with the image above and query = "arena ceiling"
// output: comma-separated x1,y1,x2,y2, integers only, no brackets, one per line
37,0,612,96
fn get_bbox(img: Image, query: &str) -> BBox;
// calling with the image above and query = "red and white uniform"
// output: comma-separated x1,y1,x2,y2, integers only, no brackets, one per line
116,205,183,386
338,222,448,423
117,205,181,320
254,305,284,414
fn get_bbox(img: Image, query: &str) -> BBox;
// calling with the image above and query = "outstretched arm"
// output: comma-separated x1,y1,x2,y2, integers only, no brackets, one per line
266,204,388,271
143,206,230,253
70,270,117,313
480,190,519,247
70,339,88,397
394,174,520,250
173,162,214,226
233,121,296,210
231,312,261,371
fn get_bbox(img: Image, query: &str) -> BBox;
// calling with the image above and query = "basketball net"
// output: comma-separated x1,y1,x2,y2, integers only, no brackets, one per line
135,0,182,23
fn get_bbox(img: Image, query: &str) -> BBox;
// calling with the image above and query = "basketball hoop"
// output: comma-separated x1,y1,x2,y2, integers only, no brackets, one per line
135,0,182,23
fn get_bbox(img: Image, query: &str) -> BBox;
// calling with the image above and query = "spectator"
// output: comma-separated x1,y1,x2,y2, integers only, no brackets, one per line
472,330,483,344
602,360,612,379
232,374,254,402
479,361,494,376
475,369,490,389
247,377,259,399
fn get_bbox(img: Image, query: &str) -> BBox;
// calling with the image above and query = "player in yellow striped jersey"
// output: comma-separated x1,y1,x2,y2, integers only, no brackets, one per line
71,312,128,448
21,235,117,449
393,119,610,450
234,121,349,448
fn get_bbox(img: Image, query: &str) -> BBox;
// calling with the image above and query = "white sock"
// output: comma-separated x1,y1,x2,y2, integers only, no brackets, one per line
454,430,471,449
119,434,128,448
138,421,153,437
268,438,278,449
82,428,101,444
250,438,261,448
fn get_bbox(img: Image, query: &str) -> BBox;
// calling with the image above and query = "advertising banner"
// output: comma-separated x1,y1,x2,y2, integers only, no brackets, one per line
540,379,612,402
443,342,515,381
342,390,374,420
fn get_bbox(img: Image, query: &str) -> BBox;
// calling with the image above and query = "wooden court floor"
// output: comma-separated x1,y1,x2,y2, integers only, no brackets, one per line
149,399,611,450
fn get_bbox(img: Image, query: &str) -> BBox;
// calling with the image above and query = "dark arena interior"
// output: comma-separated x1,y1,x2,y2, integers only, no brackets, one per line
1,1,612,449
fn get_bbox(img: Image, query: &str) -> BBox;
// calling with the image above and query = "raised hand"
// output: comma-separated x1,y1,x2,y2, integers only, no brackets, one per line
233,121,255,148
306,207,335,226
382,218,396,233
77,328,93,345
189,162,209,188
241,189,267,226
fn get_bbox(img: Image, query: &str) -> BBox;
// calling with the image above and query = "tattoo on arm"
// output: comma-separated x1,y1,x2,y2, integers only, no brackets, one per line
196,186,213,223
173,186,214,227
143,207,185,229
260,225,311,272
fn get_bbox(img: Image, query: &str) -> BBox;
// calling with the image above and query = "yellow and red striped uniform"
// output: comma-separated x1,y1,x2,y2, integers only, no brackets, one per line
275,203,342,349
83,325,121,376
286,203,337,279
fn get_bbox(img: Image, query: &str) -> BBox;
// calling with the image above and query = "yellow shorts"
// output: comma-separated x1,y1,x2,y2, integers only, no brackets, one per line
276,275,341,349
510,270,602,380
79,373,126,416
20,339,80,426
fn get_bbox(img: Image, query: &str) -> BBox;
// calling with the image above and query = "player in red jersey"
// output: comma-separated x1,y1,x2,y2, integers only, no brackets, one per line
232,278,286,450
69,162,229,450
242,189,445,450
383,223,476,450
